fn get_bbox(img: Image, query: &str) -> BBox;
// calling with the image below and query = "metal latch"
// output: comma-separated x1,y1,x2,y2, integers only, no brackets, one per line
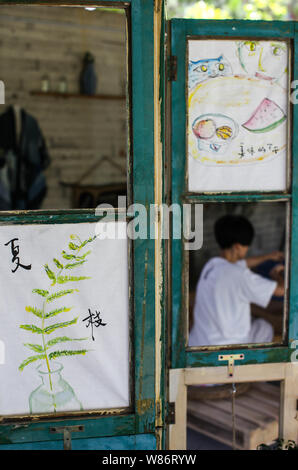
218,354,244,377
166,402,176,425
50,425,84,450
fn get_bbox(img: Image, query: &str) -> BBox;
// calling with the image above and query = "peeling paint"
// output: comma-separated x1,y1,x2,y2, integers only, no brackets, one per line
154,0,165,445
136,399,154,416
138,248,149,399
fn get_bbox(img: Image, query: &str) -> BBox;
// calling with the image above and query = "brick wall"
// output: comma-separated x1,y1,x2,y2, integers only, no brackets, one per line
0,5,127,209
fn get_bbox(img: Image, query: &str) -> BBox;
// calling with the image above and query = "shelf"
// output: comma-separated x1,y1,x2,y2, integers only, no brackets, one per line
30,91,126,101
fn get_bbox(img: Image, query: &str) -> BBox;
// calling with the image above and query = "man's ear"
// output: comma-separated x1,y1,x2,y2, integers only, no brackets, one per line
234,243,247,258
233,242,241,252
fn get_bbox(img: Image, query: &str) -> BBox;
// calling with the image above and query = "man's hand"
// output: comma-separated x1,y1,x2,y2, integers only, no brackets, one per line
269,263,285,297
269,263,284,281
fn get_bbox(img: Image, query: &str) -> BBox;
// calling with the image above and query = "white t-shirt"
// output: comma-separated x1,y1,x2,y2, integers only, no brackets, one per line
189,257,277,347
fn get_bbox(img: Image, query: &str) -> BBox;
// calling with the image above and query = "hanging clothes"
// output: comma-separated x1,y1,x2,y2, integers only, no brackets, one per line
0,106,50,210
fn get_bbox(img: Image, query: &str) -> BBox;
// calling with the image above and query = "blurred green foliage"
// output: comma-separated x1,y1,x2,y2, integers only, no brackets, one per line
166,0,296,20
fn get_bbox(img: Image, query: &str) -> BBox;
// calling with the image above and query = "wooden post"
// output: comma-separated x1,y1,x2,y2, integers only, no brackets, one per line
169,369,187,450
169,363,298,450
279,364,298,443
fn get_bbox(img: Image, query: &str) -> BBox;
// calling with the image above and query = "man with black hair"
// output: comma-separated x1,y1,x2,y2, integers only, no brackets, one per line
189,214,284,347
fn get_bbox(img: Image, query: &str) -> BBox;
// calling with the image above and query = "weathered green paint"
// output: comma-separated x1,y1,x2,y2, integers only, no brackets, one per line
171,18,295,38
0,211,133,225
0,0,164,450
0,433,157,450
288,34,298,344
183,194,291,203
171,19,298,370
131,0,156,437
186,347,290,368
0,0,129,4
170,19,188,370
0,414,135,445
157,0,167,450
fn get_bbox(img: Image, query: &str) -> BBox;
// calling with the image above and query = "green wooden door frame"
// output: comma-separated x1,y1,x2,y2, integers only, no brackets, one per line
0,0,167,450
170,19,298,370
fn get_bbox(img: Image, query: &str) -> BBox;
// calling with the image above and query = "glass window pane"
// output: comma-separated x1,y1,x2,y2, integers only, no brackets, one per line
188,202,288,348
0,5,129,210
187,380,281,450
187,39,290,192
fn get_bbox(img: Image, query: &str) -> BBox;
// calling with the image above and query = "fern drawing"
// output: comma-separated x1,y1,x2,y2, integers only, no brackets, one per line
19,233,96,414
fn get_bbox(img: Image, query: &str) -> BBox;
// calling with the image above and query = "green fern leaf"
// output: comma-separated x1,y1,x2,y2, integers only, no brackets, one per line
24,343,44,353
53,258,64,269
46,336,88,348
19,354,46,371
69,242,80,251
61,250,91,261
32,289,49,297
44,306,72,319
80,236,97,248
48,349,89,360
20,324,43,334
78,250,91,260
25,306,43,318
69,236,96,251
57,275,90,284
61,251,77,260
20,233,94,375
47,289,78,302
43,317,78,334
44,264,56,285
64,260,87,269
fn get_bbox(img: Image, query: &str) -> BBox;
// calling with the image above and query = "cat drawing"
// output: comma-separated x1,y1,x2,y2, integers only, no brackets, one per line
188,54,233,89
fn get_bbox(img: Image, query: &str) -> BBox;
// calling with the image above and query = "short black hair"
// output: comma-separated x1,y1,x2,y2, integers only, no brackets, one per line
214,214,254,249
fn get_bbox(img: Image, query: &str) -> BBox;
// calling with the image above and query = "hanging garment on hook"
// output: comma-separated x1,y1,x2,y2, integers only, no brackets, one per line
0,106,50,210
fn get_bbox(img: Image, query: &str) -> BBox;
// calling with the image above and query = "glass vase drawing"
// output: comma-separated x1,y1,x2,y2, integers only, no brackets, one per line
29,362,82,414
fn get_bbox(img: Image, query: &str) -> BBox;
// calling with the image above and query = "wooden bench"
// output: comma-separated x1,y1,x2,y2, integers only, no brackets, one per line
187,382,280,450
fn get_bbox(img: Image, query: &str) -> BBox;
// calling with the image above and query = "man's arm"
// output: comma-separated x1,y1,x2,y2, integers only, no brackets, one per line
270,264,285,297
246,251,284,269
273,283,284,297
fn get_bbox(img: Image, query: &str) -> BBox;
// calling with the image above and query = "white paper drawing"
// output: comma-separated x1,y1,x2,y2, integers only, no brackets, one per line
0,222,130,416
187,39,289,192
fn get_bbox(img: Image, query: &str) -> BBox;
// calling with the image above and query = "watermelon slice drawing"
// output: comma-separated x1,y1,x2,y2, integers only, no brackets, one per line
242,98,286,133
